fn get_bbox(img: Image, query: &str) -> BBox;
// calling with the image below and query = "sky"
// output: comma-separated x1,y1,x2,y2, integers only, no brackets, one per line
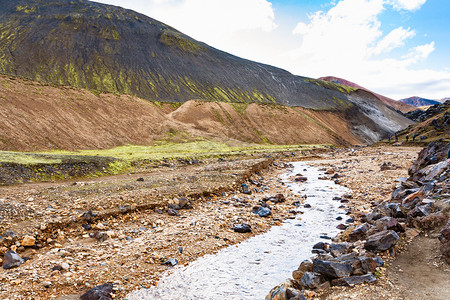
93,0,450,100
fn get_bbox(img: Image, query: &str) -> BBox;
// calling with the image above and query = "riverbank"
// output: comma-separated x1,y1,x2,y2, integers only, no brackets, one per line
2,145,442,299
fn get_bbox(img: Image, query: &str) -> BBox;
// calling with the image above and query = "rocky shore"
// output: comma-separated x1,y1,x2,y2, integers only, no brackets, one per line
267,142,449,300
2,145,448,299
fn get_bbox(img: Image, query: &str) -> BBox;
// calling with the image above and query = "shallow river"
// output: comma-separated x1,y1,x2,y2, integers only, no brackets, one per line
127,162,348,300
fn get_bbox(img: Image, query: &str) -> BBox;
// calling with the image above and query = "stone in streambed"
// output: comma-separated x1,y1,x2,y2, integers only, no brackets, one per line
161,258,178,267
241,184,251,195
254,207,271,217
292,260,313,282
232,223,252,233
294,177,308,182
80,283,115,300
265,279,302,300
300,272,326,289
2,251,24,269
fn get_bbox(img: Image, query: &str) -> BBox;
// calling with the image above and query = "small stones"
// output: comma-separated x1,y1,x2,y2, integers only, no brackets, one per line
90,231,109,242
232,223,252,233
2,251,24,269
81,211,96,222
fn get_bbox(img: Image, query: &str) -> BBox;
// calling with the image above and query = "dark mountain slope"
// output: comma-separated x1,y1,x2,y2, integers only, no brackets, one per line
399,96,441,107
1,0,356,109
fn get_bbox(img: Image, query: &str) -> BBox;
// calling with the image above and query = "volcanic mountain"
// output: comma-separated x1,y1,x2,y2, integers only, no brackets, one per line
0,0,413,150
399,96,441,107
319,76,416,113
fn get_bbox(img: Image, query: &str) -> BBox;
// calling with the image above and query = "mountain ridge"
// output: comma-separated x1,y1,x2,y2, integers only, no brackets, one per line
399,96,441,107
319,76,416,113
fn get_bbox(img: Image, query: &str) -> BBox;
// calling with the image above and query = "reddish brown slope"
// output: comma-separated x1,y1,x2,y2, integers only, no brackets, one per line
0,75,381,151
320,76,416,113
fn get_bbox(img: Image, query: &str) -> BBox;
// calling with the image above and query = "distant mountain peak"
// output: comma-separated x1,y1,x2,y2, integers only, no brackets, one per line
399,96,440,107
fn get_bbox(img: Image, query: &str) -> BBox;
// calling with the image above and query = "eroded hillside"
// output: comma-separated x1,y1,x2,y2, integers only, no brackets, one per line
0,75,407,151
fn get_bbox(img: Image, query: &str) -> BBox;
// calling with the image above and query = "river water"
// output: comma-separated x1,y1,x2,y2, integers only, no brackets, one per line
127,162,348,300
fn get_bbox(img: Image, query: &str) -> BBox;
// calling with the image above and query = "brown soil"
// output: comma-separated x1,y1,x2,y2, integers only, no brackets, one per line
1,75,378,151
1,146,448,300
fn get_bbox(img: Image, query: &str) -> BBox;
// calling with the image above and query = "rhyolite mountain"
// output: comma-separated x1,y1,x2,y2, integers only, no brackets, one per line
0,0,413,150
399,96,441,107
319,76,415,113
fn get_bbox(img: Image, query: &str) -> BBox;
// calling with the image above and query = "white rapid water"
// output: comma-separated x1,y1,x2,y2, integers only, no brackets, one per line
127,162,349,300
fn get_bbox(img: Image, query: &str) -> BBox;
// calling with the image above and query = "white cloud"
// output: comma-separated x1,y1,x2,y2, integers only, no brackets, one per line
282,0,449,99
370,27,415,55
93,0,448,99
96,0,276,43
389,0,427,11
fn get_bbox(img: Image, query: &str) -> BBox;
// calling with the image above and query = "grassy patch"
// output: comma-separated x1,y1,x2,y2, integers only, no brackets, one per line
0,140,329,184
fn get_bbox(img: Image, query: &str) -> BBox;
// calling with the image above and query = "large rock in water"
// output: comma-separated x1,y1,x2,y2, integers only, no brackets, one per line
365,230,399,252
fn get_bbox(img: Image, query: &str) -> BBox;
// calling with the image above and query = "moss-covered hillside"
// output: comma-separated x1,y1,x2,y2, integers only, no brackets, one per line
1,0,364,109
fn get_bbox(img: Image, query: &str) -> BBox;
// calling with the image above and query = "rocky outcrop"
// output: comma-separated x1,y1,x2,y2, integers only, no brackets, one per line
267,142,449,299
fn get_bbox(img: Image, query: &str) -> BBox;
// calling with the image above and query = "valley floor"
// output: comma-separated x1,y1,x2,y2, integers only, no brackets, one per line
0,145,448,299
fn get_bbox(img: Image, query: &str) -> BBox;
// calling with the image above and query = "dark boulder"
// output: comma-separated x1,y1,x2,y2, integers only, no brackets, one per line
348,223,370,242
232,223,252,233
365,230,399,252
2,251,24,269
81,283,115,300
312,259,352,279
300,272,326,289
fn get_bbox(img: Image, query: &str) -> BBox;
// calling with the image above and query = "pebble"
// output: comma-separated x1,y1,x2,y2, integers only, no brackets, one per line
21,235,36,247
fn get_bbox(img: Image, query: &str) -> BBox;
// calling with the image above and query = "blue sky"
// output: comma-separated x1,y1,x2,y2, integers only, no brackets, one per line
94,0,450,100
